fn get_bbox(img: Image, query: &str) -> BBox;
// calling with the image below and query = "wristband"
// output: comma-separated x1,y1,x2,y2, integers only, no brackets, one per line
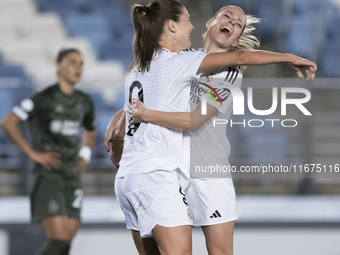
78,146,92,163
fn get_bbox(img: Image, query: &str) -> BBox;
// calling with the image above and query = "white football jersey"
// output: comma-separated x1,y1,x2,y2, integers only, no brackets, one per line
117,48,207,179
185,62,243,178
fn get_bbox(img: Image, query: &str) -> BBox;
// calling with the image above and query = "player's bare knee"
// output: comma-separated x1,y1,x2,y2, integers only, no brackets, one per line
170,249,192,255
168,243,192,255
207,246,233,255
51,233,72,241
46,228,73,241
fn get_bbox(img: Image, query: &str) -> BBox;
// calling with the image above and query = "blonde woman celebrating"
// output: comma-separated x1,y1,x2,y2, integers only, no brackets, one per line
105,1,316,254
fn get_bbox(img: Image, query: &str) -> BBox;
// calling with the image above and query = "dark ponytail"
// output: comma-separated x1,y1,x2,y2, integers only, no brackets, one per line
129,0,184,73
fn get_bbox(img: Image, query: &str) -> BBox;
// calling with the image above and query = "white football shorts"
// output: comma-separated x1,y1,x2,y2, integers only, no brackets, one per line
115,169,193,238
187,178,238,226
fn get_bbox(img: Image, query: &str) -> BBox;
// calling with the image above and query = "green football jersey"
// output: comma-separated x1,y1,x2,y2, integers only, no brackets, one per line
13,84,95,173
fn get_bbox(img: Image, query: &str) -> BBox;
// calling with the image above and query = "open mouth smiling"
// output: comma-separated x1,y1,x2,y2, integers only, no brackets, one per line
220,26,231,36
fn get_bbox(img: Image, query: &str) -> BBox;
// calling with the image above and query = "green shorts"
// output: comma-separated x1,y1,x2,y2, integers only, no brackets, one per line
30,170,83,223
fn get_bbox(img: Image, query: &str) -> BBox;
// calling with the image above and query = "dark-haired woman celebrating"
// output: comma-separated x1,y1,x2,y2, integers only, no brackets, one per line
110,1,316,254
127,5,318,255
1,48,96,255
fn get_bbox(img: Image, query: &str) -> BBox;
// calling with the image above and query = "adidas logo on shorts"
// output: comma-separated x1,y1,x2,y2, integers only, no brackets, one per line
210,210,222,218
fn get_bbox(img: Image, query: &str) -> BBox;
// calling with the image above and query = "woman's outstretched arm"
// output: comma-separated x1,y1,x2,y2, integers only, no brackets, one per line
198,51,316,82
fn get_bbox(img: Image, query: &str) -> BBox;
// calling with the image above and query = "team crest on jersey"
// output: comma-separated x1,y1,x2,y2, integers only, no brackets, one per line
187,208,192,220
55,105,64,113
203,75,213,83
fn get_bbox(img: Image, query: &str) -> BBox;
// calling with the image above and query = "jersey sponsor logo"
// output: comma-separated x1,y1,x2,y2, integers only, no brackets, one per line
191,69,239,108
213,88,231,102
20,98,34,112
209,210,222,218
194,82,224,107
200,67,239,105
49,119,80,136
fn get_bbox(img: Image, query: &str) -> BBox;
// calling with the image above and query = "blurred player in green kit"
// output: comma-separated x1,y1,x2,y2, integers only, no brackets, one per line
1,48,96,255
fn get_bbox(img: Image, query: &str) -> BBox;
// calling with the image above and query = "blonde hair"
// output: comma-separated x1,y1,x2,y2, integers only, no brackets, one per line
203,5,261,52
